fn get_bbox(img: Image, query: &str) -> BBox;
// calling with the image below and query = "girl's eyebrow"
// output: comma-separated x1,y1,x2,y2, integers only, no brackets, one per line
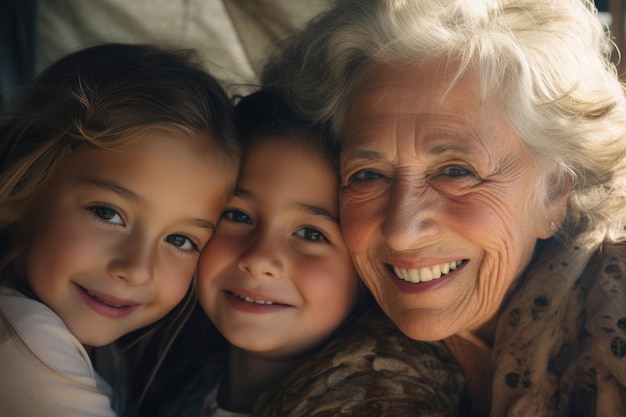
293,202,338,223
80,178,141,202
233,188,252,199
233,188,338,222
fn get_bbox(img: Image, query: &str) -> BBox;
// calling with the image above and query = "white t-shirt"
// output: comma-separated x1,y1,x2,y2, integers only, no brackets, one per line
0,286,120,417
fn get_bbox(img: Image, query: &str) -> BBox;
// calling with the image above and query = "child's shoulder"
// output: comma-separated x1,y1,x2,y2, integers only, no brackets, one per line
0,286,116,417
0,285,94,373
1,286,71,342
0,285,119,415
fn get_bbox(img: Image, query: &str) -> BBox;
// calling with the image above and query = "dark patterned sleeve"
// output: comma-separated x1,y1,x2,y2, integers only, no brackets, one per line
254,308,466,417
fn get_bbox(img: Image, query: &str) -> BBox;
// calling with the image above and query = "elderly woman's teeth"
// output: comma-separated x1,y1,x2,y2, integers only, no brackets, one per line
392,261,462,283
233,292,274,305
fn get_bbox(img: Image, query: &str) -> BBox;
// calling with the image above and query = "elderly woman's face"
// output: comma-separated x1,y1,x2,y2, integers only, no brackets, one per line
339,62,555,341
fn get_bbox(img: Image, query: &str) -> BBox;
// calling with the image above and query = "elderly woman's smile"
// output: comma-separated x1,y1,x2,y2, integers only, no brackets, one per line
260,0,626,414
339,61,553,342
388,259,465,283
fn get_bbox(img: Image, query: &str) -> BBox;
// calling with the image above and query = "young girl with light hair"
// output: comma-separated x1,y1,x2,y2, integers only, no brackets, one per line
0,42,241,417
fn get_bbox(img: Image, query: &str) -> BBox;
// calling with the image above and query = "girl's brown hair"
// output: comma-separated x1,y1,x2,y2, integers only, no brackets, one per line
0,42,242,411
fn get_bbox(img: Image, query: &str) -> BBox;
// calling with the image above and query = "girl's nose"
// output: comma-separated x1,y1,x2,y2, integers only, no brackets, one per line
107,232,154,285
236,233,284,280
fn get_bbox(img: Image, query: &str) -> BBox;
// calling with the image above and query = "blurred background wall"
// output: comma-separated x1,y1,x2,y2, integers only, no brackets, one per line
1,0,332,108
0,0,619,110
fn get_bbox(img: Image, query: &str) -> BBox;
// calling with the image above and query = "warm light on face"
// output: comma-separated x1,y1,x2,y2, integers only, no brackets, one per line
339,62,549,341
24,133,232,346
198,136,360,358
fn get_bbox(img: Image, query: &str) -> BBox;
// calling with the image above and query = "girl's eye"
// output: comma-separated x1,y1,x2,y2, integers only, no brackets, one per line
165,234,198,252
223,209,253,224
440,166,470,177
90,206,124,226
295,227,328,242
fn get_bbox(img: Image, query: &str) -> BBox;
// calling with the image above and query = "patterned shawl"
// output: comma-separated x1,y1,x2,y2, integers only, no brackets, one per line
255,307,465,417
491,230,626,416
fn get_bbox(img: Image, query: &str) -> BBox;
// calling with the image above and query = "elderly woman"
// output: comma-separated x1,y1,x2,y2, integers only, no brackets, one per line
261,0,626,415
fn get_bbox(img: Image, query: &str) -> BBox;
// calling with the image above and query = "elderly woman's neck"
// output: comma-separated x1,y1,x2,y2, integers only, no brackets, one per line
472,315,499,349
444,328,495,417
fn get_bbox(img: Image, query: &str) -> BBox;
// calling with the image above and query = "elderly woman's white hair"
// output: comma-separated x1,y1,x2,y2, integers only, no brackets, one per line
263,0,626,241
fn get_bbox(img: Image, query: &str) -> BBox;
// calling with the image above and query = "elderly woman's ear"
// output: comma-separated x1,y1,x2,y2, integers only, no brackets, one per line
536,173,571,239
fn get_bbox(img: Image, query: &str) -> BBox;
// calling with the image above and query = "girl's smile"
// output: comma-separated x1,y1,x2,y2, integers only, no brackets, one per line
75,284,140,319
23,133,231,347
198,136,360,358
224,290,293,314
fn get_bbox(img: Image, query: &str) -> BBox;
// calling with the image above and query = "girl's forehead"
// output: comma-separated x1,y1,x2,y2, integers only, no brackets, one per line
237,137,339,210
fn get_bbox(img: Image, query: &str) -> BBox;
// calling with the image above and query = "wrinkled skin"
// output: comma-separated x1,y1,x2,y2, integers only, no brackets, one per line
339,61,564,342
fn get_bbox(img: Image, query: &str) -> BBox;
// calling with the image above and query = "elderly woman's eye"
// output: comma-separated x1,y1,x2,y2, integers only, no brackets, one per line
441,166,471,177
350,169,382,182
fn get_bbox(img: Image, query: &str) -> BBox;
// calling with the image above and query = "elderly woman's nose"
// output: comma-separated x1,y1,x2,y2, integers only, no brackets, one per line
382,183,438,251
